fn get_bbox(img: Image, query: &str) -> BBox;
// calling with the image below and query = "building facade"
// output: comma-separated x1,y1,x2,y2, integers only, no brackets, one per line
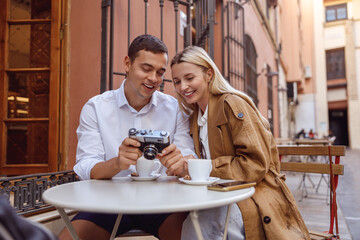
290,0,360,148
0,0,282,176
313,0,360,148
278,0,360,149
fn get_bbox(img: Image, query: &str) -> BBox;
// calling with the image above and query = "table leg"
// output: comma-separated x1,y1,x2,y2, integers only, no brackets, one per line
189,211,204,240
57,207,80,240
190,205,232,240
109,214,122,240
297,173,308,200
222,204,232,240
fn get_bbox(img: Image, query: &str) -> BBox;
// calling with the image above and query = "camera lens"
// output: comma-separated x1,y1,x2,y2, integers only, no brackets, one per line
143,144,158,160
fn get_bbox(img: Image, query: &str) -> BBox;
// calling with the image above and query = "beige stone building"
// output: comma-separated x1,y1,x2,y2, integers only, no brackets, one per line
304,0,360,148
313,0,360,148
278,0,360,148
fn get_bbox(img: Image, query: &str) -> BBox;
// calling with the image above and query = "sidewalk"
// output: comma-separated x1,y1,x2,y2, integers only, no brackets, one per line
338,148,360,239
285,171,352,239
285,147,360,240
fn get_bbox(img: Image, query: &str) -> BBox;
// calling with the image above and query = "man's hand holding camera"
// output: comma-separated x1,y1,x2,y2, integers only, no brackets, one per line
90,137,143,179
90,128,190,179
117,137,142,171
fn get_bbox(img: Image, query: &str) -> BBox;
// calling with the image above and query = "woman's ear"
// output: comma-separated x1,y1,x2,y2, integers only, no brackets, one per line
206,69,214,83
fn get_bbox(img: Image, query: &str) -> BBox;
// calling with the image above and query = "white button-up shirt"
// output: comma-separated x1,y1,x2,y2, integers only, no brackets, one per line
74,81,195,180
197,106,211,160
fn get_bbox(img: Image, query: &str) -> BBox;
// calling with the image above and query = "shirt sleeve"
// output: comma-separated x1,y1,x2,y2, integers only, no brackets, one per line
73,101,106,180
172,108,197,158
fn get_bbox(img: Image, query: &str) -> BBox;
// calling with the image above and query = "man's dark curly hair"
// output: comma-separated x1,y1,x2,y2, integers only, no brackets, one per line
128,34,168,62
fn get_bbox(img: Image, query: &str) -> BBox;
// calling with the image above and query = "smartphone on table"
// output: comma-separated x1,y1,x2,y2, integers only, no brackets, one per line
207,181,256,192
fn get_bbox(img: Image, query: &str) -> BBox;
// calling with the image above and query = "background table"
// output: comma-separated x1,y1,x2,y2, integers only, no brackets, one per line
43,178,255,240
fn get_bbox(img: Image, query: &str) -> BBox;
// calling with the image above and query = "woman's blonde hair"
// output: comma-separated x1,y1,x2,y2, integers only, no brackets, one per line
171,46,269,129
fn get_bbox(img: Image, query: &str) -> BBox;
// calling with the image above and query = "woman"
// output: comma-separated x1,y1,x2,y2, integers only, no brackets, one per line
171,46,310,239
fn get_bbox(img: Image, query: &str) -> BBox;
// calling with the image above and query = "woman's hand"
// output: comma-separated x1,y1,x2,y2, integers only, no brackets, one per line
157,145,195,177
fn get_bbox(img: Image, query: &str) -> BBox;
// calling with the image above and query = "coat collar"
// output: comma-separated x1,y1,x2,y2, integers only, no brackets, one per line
189,93,229,133
208,93,229,127
189,93,230,158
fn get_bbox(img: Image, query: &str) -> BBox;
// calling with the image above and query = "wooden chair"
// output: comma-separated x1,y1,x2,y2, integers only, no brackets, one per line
278,145,345,240
275,137,294,145
293,139,335,146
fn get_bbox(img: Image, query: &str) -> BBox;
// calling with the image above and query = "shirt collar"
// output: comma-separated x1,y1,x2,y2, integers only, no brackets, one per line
197,105,208,127
117,80,158,111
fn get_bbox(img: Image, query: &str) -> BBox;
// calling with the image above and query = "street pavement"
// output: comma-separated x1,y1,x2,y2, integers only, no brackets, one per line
338,148,360,239
284,147,360,240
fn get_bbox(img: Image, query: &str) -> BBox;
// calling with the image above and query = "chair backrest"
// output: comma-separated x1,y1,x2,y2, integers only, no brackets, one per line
293,139,335,146
277,145,346,237
278,145,345,156
278,145,345,175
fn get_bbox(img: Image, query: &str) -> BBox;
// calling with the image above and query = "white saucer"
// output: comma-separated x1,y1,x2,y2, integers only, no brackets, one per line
178,177,220,186
130,173,161,181
112,176,131,181
157,176,178,182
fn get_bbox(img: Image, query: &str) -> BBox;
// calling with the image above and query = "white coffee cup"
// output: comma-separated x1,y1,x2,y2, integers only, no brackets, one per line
136,157,161,177
188,159,212,181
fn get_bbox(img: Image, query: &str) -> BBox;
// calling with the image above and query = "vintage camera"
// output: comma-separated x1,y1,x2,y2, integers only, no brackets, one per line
128,128,170,160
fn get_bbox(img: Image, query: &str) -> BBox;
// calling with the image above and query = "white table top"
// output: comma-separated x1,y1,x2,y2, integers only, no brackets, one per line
43,178,255,214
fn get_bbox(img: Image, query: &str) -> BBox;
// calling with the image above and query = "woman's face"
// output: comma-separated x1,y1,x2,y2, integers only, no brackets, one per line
171,62,211,112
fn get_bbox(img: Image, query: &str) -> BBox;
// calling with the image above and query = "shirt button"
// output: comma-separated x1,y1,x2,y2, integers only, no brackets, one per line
238,113,244,118
263,216,271,224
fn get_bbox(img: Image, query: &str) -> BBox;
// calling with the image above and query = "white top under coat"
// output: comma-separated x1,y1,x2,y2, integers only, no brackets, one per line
197,106,211,160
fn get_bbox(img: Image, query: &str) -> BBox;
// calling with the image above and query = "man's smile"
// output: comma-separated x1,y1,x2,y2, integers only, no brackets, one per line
143,83,155,89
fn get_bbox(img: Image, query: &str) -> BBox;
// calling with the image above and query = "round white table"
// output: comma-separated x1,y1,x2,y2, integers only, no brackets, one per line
43,177,255,240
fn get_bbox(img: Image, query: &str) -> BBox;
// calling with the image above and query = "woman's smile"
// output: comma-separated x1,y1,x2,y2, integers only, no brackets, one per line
183,90,195,97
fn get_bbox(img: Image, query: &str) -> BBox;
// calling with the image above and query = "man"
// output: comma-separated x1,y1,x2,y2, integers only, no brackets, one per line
295,129,306,139
59,34,195,240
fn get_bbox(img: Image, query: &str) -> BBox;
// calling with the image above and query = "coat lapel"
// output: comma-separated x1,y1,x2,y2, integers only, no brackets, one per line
208,94,229,159
209,94,228,127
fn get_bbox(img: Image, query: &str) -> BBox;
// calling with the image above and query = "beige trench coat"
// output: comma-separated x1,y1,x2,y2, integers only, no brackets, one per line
189,93,310,240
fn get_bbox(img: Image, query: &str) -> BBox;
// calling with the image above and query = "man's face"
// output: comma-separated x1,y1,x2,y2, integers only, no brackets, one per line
124,50,168,102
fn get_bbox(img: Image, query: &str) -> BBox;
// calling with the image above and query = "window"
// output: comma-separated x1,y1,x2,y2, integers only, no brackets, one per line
325,4,347,22
0,0,61,176
245,35,258,106
326,49,346,80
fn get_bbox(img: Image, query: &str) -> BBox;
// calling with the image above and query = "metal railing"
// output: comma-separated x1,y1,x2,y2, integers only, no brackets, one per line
222,1,246,90
100,0,248,93
101,0,192,93
0,171,79,215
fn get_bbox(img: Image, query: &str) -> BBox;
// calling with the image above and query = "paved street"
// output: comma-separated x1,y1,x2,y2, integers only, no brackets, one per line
285,169,352,239
338,148,360,239
285,148,360,240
